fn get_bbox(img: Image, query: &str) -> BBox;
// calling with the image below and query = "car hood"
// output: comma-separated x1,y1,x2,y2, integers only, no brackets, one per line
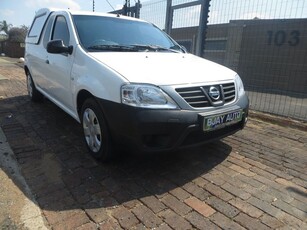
89,52,237,86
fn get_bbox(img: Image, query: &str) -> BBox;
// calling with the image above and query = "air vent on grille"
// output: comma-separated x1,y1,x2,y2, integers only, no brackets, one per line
222,83,236,103
175,87,209,107
176,82,236,108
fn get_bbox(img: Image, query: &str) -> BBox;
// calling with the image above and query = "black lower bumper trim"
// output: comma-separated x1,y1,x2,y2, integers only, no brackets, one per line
96,95,249,152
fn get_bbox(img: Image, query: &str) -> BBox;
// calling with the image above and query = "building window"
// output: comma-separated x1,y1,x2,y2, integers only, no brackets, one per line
205,40,227,51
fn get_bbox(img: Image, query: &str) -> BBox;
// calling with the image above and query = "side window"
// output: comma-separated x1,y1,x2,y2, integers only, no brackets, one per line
27,12,49,44
43,15,55,48
52,16,70,46
28,13,46,38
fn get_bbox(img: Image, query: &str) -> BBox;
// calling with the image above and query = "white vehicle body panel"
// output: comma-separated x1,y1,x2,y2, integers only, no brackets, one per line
25,8,247,125
38,11,76,111
71,46,129,108
88,52,237,86
24,8,249,155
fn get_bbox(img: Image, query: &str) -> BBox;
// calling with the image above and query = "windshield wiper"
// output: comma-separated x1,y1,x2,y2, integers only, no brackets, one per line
87,44,181,53
87,44,137,52
130,44,181,53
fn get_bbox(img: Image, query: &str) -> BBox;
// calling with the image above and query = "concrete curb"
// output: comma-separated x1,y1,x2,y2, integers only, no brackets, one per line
0,128,49,229
249,110,307,132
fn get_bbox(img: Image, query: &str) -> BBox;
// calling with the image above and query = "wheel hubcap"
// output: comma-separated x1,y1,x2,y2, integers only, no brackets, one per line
83,108,102,152
27,75,33,97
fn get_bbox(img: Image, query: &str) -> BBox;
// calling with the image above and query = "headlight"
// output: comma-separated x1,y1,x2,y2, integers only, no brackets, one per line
121,84,178,109
235,74,245,97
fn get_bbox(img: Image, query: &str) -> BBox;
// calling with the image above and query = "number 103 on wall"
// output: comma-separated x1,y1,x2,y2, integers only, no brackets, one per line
267,30,300,46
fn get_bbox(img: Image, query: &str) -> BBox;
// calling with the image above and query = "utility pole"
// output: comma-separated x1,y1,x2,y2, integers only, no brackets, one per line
93,0,95,12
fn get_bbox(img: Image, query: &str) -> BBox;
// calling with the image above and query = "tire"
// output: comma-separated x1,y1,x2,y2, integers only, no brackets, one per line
81,98,113,161
26,72,43,102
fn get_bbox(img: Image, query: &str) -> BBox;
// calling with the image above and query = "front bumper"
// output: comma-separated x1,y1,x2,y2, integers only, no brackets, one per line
97,95,249,152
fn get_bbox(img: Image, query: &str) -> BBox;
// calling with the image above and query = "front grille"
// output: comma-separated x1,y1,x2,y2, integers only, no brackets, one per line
175,86,210,108
175,82,236,108
222,83,236,103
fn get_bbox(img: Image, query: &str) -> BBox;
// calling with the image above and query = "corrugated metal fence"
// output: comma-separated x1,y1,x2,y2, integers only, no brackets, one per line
140,0,307,121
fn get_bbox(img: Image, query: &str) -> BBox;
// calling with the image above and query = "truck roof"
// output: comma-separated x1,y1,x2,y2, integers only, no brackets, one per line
35,8,146,22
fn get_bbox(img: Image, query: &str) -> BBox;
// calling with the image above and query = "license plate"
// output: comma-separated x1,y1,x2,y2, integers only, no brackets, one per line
203,110,243,131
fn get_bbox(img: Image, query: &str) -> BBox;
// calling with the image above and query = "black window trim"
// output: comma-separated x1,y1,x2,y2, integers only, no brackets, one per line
42,14,56,49
27,12,53,46
28,12,47,38
175,39,193,53
51,15,70,46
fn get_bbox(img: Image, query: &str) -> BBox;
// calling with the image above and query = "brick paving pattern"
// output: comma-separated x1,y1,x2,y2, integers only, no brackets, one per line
0,60,306,229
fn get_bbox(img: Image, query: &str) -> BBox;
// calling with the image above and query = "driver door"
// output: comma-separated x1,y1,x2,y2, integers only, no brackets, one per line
43,14,75,111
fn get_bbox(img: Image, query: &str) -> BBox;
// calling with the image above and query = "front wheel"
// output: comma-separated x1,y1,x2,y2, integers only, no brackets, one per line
81,98,112,161
26,72,43,102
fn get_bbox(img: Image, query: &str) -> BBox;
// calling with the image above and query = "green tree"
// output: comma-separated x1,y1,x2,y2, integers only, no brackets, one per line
8,25,28,42
0,20,12,35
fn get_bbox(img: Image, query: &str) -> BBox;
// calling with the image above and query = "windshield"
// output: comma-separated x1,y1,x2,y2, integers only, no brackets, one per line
73,15,182,52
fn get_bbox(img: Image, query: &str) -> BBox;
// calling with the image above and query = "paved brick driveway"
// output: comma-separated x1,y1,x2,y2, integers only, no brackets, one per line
0,60,306,229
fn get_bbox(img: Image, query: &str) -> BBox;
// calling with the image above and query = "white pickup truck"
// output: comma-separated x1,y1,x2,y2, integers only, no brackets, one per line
25,8,249,161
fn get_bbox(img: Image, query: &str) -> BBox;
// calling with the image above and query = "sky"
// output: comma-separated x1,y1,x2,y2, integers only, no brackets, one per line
0,0,138,27
1,0,306,29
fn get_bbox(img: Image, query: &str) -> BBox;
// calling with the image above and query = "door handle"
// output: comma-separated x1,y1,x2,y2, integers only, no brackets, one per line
45,59,49,64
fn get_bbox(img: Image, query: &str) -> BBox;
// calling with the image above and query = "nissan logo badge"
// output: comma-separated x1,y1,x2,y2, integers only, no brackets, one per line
209,86,220,100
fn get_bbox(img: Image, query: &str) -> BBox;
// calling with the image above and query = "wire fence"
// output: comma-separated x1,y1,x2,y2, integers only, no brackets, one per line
140,0,307,121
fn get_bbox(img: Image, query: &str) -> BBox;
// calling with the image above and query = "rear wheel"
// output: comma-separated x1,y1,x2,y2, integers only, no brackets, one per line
26,72,43,102
81,98,112,161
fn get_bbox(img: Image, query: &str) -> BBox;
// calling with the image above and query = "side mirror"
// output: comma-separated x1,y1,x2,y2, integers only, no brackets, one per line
47,40,73,55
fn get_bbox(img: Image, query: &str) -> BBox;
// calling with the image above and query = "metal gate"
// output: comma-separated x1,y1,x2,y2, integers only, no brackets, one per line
140,0,307,121
164,0,210,56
